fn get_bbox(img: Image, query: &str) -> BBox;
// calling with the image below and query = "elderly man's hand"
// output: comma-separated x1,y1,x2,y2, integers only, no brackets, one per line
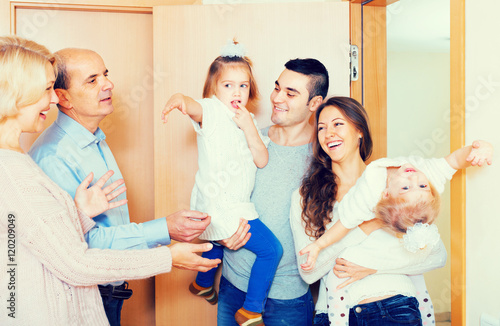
166,210,211,242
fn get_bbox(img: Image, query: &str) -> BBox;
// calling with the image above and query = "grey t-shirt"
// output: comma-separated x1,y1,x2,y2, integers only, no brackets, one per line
221,127,312,300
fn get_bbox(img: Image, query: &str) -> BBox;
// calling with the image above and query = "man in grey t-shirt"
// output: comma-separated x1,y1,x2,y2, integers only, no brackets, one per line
217,58,329,326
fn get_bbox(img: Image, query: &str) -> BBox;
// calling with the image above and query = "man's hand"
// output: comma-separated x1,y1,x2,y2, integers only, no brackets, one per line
218,219,251,250
74,170,127,218
166,210,211,242
170,242,221,272
333,258,376,289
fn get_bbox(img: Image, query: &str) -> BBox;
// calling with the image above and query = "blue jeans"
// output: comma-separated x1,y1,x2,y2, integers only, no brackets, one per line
349,295,422,326
313,312,329,326
197,218,283,313
101,295,124,326
218,276,314,325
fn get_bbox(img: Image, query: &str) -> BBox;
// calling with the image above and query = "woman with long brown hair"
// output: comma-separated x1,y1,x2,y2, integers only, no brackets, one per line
291,97,447,325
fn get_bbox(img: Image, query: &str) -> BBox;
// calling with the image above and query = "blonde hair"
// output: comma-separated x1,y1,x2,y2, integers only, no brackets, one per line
202,55,259,105
374,183,441,235
0,36,56,146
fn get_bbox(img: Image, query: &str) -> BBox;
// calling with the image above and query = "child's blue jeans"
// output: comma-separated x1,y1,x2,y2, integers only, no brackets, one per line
195,218,283,313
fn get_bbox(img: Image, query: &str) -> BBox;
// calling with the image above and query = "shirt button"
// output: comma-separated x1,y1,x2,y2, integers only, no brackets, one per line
355,307,362,313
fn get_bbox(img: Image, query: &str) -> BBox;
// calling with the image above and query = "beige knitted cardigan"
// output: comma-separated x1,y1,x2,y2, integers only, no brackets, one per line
0,150,172,326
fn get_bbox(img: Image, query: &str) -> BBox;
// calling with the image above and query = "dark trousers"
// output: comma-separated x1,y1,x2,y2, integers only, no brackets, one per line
98,282,133,326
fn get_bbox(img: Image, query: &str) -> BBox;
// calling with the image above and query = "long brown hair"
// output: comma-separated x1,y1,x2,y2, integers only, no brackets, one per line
300,97,373,239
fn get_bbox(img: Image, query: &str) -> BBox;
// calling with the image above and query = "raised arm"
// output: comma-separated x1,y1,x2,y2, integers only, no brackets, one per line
232,103,269,168
445,140,493,170
161,93,203,123
36,155,171,250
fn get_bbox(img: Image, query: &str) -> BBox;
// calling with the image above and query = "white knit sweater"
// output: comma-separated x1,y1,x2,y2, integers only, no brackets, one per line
0,150,172,326
190,97,270,240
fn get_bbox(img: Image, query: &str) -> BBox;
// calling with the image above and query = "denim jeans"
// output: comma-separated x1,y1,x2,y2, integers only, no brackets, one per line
102,295,125,326
313,312,329,326
218,276,314,326
196,218,283,313
349,295,422,326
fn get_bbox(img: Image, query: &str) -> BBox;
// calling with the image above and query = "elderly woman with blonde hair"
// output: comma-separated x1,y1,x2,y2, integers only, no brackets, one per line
0,36,219,326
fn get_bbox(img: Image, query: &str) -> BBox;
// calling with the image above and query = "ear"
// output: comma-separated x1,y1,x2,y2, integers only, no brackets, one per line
308,95,324,112
55,89,72,110
382,189,390,199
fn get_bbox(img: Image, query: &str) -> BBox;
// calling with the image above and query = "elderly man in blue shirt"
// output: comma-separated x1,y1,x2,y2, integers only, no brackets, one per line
29,48,247,326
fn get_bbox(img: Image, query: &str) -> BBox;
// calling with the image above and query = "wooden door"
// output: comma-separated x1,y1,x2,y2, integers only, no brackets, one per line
15,7,156,326
153,3,350,325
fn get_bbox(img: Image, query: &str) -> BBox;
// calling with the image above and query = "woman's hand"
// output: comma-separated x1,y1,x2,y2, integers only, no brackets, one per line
217,218,251,250
333,258,376,289
170,242,221,272
74,170,127,218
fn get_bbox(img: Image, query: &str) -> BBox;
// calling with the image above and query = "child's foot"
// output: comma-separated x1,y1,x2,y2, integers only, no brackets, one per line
234,307,264,326
188,281,218,305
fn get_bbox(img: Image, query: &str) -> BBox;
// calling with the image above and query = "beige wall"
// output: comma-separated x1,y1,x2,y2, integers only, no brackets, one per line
1,0,10,35
465,0,500,324
387,51,451,314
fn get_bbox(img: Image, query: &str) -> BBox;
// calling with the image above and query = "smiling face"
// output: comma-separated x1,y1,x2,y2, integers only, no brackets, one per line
385,164,432,202
270,69,315,127
317,105,363,164
57,50,114,132
16,62,58,133
215,67,250,112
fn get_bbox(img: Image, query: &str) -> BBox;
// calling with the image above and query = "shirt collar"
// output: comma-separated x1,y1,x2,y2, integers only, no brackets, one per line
55,111,106,148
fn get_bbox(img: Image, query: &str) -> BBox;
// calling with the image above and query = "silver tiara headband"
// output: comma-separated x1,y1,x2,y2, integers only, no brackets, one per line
220,40,246,58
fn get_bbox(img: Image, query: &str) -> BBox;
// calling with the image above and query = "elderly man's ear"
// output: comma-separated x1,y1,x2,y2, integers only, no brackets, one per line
55,89,72,110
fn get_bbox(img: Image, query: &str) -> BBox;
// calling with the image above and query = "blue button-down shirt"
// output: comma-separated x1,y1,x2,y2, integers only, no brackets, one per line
29,111,170,251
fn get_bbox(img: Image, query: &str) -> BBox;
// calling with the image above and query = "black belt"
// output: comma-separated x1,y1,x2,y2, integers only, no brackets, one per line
98,282,133,300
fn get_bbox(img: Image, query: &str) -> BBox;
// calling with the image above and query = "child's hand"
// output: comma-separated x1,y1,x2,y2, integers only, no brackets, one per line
232,103,254,132
467,140,494,166
161,93,187,123
299,242,321,271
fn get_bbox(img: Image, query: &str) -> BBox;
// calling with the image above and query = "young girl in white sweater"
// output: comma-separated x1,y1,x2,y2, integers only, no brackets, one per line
161,40,282,326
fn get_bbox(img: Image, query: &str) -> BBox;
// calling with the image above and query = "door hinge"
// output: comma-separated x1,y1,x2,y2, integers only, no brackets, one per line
350,44,359,82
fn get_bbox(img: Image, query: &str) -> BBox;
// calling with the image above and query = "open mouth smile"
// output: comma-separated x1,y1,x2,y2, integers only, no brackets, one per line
327,141,342,148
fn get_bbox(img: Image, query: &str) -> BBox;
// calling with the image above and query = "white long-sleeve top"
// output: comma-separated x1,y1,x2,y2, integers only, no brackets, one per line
290,189,447,311
191,96,270,240
0,150,172,326
338,156,456,228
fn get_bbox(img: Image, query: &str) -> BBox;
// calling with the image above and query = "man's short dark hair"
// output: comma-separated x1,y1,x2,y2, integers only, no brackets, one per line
285,58,329,101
